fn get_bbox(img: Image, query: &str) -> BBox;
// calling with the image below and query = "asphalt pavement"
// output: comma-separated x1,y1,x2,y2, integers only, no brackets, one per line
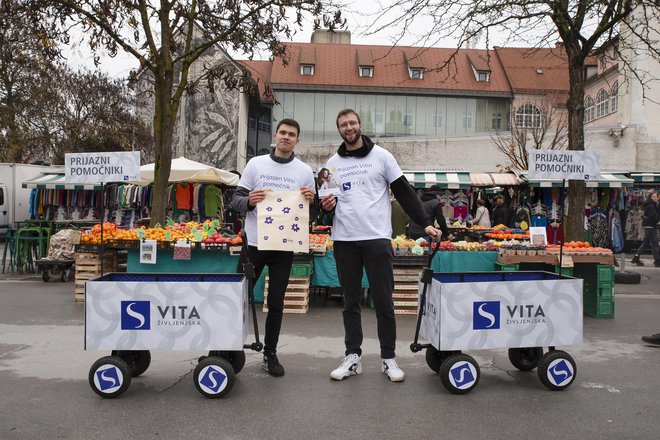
0,259,659,440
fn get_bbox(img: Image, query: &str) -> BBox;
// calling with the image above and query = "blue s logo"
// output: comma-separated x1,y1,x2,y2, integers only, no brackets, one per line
199,366,228,394
342,182,352,191
548,359,574,386
95,365,123,392
449,362,477,389
473,301,500,330
121,301,150,330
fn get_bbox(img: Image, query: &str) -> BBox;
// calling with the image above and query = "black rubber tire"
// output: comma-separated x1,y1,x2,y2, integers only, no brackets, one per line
193,356,236,398
89,356,132,398
209,350,246,374
439,353,480,394
42,270,50,282
537,350,577,391
425,347,458,373
112,350,151,377
615,271,641,285
508,347,544,371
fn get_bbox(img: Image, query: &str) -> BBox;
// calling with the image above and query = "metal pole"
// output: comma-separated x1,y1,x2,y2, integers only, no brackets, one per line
558,179,565,275
100,182,105,277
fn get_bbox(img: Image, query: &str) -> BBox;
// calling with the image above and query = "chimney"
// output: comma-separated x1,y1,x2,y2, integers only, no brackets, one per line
311,29,351,44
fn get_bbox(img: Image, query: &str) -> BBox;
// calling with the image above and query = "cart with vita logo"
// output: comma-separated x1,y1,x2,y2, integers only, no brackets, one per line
411,241,582,394
85,234,264,399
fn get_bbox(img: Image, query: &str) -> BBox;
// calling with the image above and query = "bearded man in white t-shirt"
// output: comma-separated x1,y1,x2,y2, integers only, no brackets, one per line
232,118,316,377
321,109,441,382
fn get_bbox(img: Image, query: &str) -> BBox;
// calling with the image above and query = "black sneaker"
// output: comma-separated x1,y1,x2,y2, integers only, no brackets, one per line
641,333,660,346
631,256,644,266
262,353,285,377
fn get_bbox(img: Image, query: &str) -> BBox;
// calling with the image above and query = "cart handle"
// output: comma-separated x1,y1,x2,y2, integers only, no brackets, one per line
239,222,263,352
411,235,441,353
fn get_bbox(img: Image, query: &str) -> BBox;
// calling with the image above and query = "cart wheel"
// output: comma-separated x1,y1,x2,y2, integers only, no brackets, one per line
537,350,576,391
42,270,50,282
439,354,480,394
425,347,459,373
112,350,151,377
194,356,235,398
209,350,246,374
89,356,132,398
508,347,544,371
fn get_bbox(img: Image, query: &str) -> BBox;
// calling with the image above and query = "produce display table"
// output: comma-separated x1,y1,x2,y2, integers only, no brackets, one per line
125,248,266,301
430,251,499,273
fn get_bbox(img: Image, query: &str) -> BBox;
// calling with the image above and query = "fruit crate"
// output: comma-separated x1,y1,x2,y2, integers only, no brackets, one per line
573,264,615,318
494,262,519,272
262,262,313,278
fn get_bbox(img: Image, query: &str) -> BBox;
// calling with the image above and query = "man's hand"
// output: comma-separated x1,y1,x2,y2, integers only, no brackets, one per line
300,187,315,202
424,225,442,239
321,194,336,211
248,189,268,207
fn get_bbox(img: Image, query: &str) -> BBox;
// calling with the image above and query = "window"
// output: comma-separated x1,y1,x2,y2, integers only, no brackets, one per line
248,116,257,130
433,111,444,128
257,120,271,133
610,81,618,113
584,96,595,122
359,66,373,77
462,111,473,129
375,111,384,124
492,112,502,129
596,88,609,119
403,111,414,126
409,68,424,80
300,64,314,76
477,72,489,82
515,104,542,128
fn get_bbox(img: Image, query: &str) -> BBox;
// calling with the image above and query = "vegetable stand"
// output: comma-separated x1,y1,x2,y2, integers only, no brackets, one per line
412,270,582,394
85,272,263,398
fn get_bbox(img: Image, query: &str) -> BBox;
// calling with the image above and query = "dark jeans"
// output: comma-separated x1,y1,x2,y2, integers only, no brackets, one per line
334,239,396,359
237,246,294,355
636,227,660,263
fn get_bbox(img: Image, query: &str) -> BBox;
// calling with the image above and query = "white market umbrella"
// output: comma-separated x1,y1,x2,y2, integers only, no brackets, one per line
134,156,239,186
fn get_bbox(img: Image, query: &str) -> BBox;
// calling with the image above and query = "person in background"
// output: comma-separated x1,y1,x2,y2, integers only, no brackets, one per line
390,192,407,238
231,118,316,377
407,188,453,241
469,198,491,228
491,195,512,227
631,191,659,267
320,109,441,383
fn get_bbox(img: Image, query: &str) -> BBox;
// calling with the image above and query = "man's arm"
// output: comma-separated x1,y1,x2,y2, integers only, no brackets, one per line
231,186,255,214
390,177,431,228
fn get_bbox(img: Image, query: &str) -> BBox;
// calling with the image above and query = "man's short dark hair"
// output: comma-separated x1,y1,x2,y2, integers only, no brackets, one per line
276,118,300,137
336,109,361,128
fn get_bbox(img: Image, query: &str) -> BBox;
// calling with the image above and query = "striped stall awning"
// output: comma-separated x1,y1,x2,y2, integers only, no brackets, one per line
520,172,634,188
22,173,103,190
403,171,471,189
629,172,660,184
489,173,520,186
469,173,494,187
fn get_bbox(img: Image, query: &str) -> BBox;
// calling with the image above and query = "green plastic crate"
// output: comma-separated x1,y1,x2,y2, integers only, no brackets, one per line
290,263,313,278
584,298,614,319
262,262,313,278
554,266,573,277
494,262,519,272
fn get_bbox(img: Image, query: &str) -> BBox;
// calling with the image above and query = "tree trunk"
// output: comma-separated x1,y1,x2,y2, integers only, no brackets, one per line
565,48,587,242
149,70,175,227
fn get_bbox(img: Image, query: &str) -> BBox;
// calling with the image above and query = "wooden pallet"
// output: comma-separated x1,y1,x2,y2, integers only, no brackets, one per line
74,251,117,303
264,276,310,313
392,266,423,314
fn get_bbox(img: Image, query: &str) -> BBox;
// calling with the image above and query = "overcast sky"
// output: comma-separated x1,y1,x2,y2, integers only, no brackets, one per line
63,1,508,78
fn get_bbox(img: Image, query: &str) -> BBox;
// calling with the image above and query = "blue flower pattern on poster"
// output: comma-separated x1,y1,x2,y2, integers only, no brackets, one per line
258,192,309,252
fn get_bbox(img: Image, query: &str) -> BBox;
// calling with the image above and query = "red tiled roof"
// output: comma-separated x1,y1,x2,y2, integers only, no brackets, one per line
242,60,274,103
240,42,513,101
494,47,569,94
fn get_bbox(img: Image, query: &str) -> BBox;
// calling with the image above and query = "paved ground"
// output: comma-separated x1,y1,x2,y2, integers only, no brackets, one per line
0,257,659,440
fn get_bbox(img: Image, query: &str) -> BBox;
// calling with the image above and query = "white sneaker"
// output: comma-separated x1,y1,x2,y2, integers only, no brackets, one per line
330,354,362,380
382,358,405,382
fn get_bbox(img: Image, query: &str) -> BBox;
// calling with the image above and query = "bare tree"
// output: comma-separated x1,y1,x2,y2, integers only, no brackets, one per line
493,98,568,172
366,0,659,241
29,0,344,225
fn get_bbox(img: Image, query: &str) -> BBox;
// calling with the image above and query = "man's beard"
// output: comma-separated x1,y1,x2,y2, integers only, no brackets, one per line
341,128,361,146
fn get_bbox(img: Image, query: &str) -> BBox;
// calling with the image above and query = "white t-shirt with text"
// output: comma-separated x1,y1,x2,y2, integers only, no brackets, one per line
238,155,315,246
325,145,403,241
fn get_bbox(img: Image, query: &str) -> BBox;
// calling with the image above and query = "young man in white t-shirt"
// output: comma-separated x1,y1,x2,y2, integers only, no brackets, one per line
321,109,441,382
231,118,316,377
